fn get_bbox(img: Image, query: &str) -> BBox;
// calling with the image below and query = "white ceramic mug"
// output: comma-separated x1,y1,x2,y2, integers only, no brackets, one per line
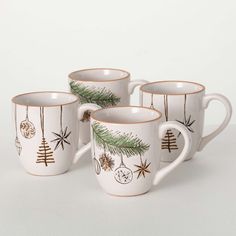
140,81,232,162
81,106,191,196
68,68,148,144
12,91,100,176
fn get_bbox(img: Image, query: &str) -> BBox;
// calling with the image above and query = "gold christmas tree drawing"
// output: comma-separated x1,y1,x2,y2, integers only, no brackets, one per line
36,107,55,166
161,129,178,152
161,95,178,152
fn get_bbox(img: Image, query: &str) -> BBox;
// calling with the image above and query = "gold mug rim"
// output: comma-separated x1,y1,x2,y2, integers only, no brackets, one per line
68,68,130,83
91,106,162,124
140,80,205,95
12,91,80,107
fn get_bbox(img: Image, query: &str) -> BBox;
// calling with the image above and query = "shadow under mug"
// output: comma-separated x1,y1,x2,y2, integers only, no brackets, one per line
74,106,192,196
68,68,148,144
140,81,232,162
12,91,100,176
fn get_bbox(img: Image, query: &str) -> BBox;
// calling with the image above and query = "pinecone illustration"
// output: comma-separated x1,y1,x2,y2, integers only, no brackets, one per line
99,153,114,171
80,110,91,122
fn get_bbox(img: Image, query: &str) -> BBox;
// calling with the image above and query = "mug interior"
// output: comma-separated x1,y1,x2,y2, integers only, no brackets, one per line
141,81,205,95
69,68,130,82
12,92,79,106
91,106,161,124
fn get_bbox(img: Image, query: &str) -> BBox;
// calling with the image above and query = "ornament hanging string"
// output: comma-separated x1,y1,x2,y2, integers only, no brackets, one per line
15,104,18,136
120,154,124,166
184,94,187,121
139,154,143,165
60,105,63,132
40,107,45,138
26,106,29,120
164,95,168,121
150,93,154,109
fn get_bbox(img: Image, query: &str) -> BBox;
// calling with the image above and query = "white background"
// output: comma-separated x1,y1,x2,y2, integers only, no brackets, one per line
0,1,236,235
0,0,235,138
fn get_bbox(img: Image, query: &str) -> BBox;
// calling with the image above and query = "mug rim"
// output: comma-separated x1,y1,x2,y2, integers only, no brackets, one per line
91,106,162,124
140,80,205,95
68,68,130,83
12,91,80,107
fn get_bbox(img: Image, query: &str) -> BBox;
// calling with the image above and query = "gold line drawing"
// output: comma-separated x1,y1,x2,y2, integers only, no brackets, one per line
134,155,151,179
176,94,196,137
99,153,115,171
36,107,55,166
161,95,178,152
150,93,154,109
92,122,150,184
20,106,36,139
51,106,71,151
80,110,91,122
114,154,133,184
92,136,101,175
14,104,22,156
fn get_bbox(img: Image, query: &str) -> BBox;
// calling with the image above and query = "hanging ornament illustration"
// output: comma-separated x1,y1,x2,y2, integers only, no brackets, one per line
80,110,91,122
92,122,150,184
51,106,71,151
99,152,114,171
20,106,36,139
70,81,121,108
150,93,155,109
134,155,151,179
92,135,101,175
176,95,195,137
36,107,55,166
93,157,101,175
161,95,178,152
14,104,22,156
114,154,133,184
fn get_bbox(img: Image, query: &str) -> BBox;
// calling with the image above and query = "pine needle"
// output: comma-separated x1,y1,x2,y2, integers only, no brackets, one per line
92,122,150,157
70,81,120,107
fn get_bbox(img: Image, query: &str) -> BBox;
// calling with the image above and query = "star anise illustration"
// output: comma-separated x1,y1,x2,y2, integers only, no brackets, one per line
176,115,195,137
51,126,71,150
134,159,151,179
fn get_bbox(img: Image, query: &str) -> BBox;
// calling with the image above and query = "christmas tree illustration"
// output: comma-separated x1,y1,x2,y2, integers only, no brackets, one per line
161,95,178,153
92,122,150,184
70,81,121,107
36,107,55,166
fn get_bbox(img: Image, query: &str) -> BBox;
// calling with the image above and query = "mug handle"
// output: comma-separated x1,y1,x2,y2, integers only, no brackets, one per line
153,121,192,186
73,103,101,164
128,80,149,95
198,94,232,151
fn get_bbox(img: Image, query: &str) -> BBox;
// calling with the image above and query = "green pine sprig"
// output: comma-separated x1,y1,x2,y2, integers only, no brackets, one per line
92,122,150,158
70,81,120,107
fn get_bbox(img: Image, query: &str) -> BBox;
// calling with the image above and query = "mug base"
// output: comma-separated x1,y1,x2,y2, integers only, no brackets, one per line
105,190,149,197
161,156,193,163
26,169,69,176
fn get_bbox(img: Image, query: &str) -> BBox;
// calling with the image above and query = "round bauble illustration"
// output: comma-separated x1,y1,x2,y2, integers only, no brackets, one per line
20,118,36,139
114,164,133,184
20,106,36,139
